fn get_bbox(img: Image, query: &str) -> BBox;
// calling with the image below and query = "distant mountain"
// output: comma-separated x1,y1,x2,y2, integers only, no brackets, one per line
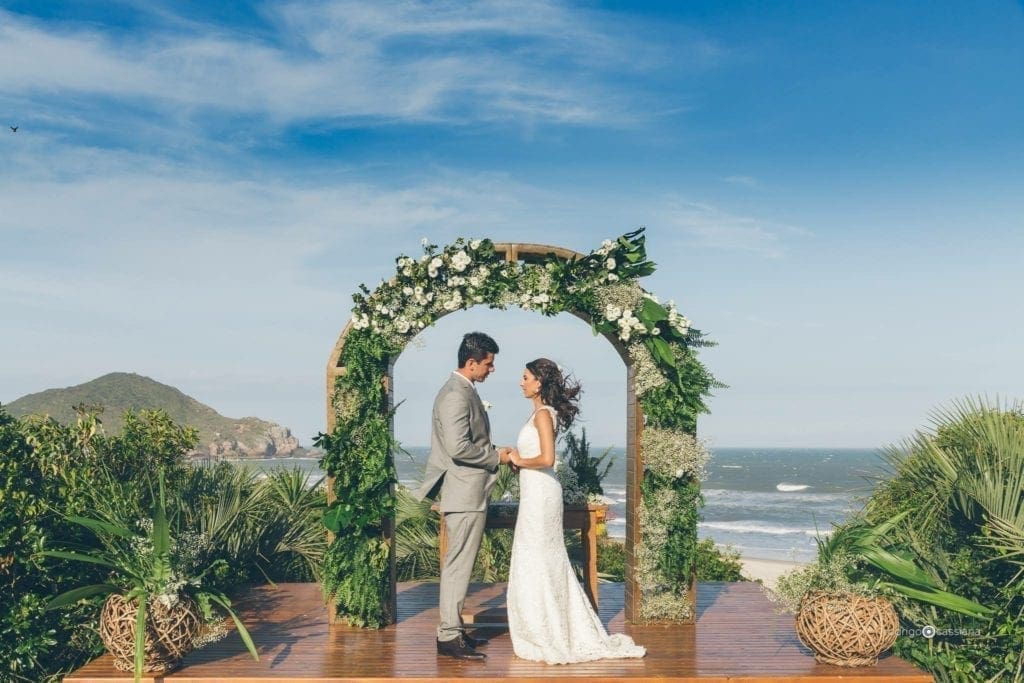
4,372,303,459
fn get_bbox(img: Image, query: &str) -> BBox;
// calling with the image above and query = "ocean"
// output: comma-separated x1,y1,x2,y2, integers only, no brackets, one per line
226,447,886,563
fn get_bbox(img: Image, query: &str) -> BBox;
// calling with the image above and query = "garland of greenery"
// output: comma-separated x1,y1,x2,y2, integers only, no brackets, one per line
317,229,719,626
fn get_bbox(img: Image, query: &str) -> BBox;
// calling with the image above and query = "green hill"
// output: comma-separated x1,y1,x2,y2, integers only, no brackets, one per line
4,372,301,458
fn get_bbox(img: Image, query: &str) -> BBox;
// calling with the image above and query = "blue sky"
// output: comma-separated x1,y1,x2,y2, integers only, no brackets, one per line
1,0,1022,449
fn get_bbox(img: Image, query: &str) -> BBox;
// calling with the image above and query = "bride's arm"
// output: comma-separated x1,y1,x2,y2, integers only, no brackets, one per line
511,410,556,469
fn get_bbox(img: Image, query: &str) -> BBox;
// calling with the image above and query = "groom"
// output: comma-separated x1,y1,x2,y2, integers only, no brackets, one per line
413,331,512,661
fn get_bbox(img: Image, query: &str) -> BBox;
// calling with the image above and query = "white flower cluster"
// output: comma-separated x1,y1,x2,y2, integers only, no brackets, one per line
666,300,692,337
642,427,708,481
628,342,667,396
350,238,495,342
594,239,620,281
595,283,646,342
192,620,229,648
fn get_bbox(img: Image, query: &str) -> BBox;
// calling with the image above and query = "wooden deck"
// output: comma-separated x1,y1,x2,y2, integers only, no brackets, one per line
67,581,932,682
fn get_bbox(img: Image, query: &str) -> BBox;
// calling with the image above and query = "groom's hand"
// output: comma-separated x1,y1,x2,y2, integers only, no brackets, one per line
498,447,512,465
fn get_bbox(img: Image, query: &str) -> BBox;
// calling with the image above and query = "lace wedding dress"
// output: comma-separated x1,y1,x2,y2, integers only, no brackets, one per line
506,405,646,664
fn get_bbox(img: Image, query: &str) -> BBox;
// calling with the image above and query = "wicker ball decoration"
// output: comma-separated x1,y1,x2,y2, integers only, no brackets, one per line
795,591,900,667
100,593,203,673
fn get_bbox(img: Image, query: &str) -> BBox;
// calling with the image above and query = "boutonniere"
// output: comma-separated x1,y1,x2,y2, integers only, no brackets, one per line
482,400,493,412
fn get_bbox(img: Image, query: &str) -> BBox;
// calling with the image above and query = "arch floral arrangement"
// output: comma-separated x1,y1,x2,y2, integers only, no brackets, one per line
316,229,720,627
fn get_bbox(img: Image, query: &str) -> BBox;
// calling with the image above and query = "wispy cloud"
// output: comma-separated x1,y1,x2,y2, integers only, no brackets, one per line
0,1,722,142
659,198,811,258
723,174,761,189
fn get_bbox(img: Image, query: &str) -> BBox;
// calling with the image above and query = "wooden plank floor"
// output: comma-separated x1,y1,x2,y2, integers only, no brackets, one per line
67,582,932,682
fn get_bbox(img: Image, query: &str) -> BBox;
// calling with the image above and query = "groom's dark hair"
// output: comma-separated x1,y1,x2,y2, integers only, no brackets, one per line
458,332,499,367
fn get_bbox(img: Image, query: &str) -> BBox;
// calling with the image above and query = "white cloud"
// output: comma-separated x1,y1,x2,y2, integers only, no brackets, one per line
0,2,718,133
659,198,811,257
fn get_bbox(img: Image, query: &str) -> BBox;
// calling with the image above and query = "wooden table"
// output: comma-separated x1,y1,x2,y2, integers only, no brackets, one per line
433,502,606,611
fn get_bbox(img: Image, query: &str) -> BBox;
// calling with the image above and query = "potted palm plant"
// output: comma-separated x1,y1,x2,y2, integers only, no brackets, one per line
43,471,258,681
770,511,992,667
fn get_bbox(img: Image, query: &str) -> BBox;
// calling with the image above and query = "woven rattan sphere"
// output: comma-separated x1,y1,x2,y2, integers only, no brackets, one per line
99,594,202,673
795,591,899,667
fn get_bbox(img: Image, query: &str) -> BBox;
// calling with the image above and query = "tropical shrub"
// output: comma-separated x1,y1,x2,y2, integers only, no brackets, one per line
695,539,745,582
861,399,1024,682
42,471,259,681
1,406,325,682
562,427,614,497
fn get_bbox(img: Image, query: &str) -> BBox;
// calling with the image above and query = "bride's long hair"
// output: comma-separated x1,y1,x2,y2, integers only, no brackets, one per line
526,358,581,431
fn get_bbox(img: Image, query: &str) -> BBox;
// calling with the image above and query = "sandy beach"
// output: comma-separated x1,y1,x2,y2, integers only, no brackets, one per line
740,556,806,589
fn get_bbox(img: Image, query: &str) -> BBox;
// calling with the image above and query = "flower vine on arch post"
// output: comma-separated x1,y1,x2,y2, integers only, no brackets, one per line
317,228,720,626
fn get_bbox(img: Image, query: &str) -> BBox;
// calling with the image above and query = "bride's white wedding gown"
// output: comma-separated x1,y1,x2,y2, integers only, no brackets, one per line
507,406,646,664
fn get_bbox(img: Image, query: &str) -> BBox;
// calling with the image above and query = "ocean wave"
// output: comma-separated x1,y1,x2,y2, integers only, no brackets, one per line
776,483,810,492
699,521,829,537
606,518,626,526
702,488,849,505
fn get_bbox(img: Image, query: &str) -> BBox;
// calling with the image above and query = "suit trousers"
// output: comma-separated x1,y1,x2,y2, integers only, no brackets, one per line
438,510,487,641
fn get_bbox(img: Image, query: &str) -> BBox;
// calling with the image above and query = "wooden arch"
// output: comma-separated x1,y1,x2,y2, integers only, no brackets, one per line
325,242,646,623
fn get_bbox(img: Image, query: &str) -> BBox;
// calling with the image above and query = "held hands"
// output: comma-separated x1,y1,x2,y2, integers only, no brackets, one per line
498,447,520,471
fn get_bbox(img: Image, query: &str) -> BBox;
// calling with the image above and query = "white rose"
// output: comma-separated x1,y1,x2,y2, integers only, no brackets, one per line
414,286,424,295
420,254,429,263
470,239,482,250
430,256,443,270
451,250,472,272
478,267,489,277
619,328,632,342
533,293,549,304
395,318,411,333
602,239,614,250
402,267,413,277
418,321,425,328
606,257,616,270
652,327,661,335
607,273,619,282
474,295,483,302
481,400,493,411
443,298,458,311
605,304,622,321
402,286,413,296
426,292,434,301
469,275,481,287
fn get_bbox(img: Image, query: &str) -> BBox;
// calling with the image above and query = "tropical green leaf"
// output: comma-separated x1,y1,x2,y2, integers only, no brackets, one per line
133,592,146,683
152,471,170,557
645,336,676,368
638,297,669,323
39,549,117,569
66,515,135,539
46,583,118,609
207,592,259,661
877,581,993,618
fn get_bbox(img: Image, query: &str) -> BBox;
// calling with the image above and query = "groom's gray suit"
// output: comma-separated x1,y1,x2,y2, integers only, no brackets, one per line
412,372,499,642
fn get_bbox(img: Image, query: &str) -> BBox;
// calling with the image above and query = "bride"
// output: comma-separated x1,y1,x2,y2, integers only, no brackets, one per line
505,358,646,664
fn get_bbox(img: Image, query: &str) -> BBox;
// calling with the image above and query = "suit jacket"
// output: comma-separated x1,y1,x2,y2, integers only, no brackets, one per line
412,373,499,513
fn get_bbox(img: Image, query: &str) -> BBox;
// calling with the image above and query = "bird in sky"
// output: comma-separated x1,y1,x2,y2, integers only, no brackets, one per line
9,126,17,133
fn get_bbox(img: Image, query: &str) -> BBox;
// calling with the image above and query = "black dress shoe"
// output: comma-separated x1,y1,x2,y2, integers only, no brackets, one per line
437,636,486,660
464,632,489,647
